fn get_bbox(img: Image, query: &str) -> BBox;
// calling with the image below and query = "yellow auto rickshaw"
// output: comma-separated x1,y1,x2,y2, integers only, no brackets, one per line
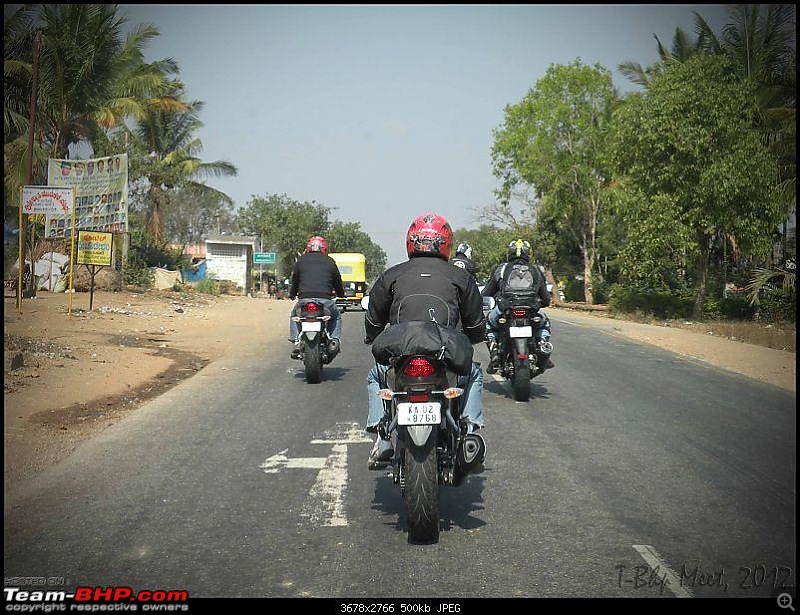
329,252,367,311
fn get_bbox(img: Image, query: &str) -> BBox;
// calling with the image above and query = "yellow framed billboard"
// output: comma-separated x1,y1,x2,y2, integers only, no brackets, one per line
77,230,113,266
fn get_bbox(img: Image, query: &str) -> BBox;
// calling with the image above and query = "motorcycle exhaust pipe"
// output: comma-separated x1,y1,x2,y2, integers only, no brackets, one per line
538,340,553,354
327,337,340,357
459,433,486,474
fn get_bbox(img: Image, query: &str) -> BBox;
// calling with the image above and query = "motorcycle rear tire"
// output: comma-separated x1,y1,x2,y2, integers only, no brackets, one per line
404,434,440,544
512,361,531,402
304,343,322,384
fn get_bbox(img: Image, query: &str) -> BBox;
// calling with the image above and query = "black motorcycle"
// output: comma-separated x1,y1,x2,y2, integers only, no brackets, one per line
374,352,485,544
291,299,339,383
486,297,553,402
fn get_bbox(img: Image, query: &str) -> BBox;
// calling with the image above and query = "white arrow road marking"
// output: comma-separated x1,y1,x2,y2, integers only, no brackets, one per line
632,544,694,598
260,423,372,527
302,443,349,527
260,449,327,474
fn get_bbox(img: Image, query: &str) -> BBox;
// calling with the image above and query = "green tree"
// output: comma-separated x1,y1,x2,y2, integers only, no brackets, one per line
452,225,519,282
126,97,238,242
162,183,238,246
237,194,332,276
491,59,619,303
3,4,182,215
611,53,782,318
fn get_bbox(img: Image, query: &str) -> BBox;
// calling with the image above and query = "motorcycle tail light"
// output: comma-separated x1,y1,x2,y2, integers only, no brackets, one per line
404,357,436,377
304,302,320,312
409,393,429,402
512,309,528,317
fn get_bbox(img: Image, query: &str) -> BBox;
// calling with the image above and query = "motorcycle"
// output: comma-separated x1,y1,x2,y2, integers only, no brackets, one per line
374,353,485,543
362,297,485,544
484,296,553,402
290,299,340,383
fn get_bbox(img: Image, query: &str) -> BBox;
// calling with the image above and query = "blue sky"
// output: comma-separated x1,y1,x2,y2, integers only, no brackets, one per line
119,4,730,266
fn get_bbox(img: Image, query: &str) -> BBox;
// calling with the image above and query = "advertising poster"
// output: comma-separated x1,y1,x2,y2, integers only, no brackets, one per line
46,154,128,238
76,230,113,267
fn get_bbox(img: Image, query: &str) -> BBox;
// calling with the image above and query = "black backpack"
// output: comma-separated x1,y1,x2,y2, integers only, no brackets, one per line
498,261,540,310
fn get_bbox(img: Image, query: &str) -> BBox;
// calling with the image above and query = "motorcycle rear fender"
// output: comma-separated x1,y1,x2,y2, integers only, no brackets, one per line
303,331,319,342
405,425,434,447
512,336,529,359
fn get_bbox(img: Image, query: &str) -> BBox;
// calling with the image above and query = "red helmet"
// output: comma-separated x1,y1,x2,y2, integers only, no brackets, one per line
405,213,453,260
305,235,328,255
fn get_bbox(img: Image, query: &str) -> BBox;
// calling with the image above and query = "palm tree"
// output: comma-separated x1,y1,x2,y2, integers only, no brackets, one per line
3,4,184,214
695,4,795,206
618,26,705,86
127,97,238,242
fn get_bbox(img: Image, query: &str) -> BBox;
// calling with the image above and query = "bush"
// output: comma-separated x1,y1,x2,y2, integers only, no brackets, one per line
122,256,154,290
608,284,694,319
756,288,796,324
194,278,219,295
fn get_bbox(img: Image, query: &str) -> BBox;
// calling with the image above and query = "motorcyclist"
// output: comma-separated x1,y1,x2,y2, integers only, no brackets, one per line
364,213,486,468
449,242,478,282
288,235,345,359
482,239,553,374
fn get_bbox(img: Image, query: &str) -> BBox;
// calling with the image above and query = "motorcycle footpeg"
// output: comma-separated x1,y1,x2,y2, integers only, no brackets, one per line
539,340,553,354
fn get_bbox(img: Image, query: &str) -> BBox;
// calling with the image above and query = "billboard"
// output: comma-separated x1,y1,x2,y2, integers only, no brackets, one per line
76,231,113,266
45,155,128,238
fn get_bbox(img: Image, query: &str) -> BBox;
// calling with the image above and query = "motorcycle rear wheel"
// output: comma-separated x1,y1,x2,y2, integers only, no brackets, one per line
303,343,322,384
512,361,531,401
403,434,440,543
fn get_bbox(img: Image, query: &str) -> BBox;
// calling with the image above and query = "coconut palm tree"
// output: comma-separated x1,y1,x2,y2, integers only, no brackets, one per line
126,97,238,242
3,4,184,213
618,26,706,87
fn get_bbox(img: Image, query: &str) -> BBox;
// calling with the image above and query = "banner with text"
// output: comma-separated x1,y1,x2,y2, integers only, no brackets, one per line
46,155,128,238
22,186,74,216
76,230,113,266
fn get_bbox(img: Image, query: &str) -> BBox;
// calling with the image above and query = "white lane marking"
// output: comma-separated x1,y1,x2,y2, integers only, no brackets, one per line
310,421,372,444
632,544,694,598
260,449,327,473
302,443,349,527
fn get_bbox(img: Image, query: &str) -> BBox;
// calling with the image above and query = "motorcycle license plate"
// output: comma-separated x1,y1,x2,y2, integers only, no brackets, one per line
397,402,441,426
301,321,322,332
509,326,533,338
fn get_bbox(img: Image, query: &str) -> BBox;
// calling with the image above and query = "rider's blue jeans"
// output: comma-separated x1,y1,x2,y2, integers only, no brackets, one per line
366,360,484,430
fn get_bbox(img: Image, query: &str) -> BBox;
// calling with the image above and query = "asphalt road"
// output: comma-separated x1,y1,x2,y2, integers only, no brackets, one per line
4,310,796,600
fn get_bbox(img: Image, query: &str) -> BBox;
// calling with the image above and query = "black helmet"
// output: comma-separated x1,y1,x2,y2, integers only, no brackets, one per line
507,239,530,262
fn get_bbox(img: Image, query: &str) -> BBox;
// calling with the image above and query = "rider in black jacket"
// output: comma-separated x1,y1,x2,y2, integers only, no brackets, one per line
448,242,478,282
482,239,553,373
364,213,486,468
288,235,345,359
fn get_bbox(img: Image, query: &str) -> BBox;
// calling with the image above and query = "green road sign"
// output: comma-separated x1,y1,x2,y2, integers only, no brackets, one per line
253,252,276,264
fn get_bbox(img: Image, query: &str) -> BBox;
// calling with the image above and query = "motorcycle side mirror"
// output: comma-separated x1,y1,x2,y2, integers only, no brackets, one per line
360,296,370,310
482,296,495,311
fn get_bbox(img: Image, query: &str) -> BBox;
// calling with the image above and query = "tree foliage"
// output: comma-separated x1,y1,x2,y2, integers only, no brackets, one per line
491,59,619,303
611,53,782,318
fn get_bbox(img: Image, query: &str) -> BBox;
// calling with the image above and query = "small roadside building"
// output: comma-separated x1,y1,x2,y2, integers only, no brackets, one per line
204,235,257,293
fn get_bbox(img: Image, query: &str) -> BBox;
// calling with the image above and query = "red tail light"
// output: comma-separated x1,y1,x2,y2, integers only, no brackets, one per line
404,357,436,377
512,309,528,317
304,302,320,312
409,393,429,402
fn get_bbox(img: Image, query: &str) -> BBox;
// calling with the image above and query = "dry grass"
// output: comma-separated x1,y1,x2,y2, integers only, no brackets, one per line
653,319,795,353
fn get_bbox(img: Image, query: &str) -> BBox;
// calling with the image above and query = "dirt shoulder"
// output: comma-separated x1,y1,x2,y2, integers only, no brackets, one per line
547,306,795,393
4,289,291,491
3,292,795,492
